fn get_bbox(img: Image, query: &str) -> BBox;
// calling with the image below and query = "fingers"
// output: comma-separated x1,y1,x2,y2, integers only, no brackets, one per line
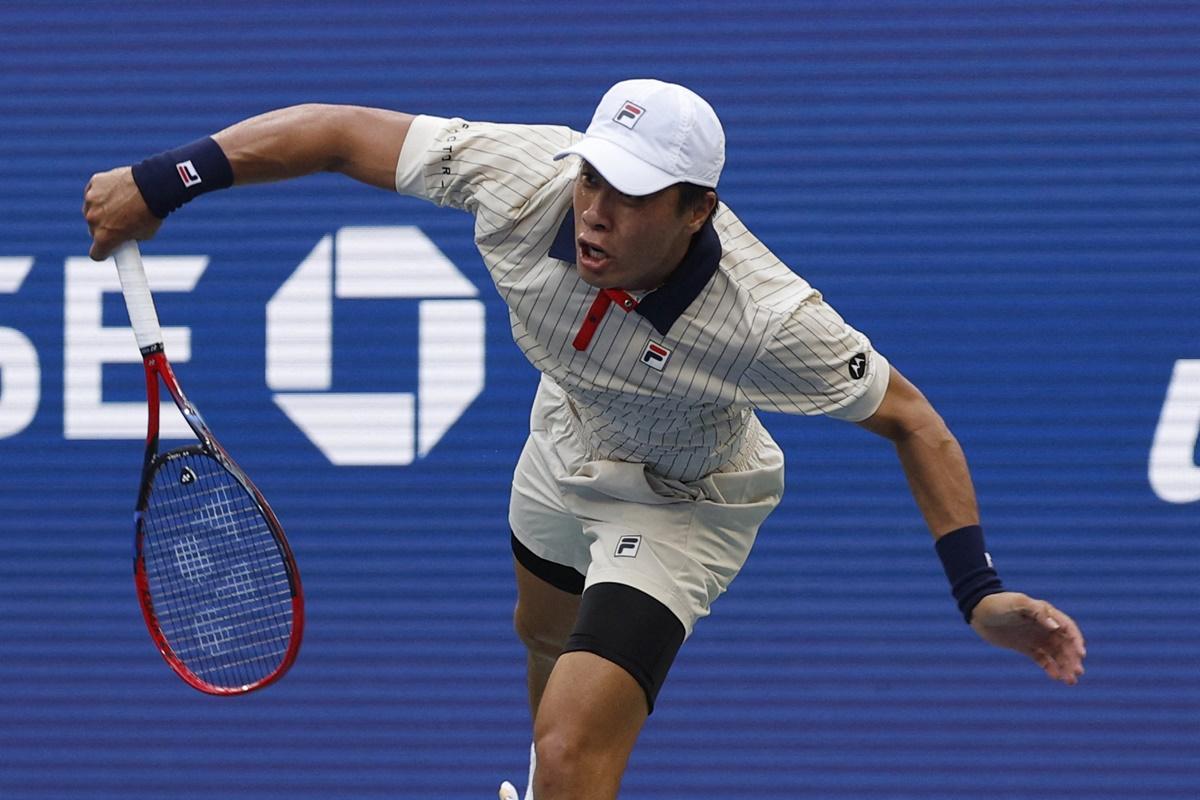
1042,603,1086,656
89,235,113,262
82,174,110,260
86,219,117,262
991,597,1086,685
1035,646,1079,685
1032,647,1069,684
82,168,149,261
1033,602,1086,685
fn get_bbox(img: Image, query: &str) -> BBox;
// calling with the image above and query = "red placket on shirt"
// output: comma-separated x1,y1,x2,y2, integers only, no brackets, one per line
572,288,639,350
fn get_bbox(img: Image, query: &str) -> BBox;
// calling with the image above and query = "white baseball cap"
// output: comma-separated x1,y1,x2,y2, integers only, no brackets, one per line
554,78,725,196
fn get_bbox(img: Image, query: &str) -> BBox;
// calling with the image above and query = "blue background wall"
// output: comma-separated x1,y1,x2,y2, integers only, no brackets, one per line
2,2,1197,798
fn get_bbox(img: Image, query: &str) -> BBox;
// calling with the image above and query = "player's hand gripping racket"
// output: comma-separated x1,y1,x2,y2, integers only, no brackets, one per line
114,241,303,695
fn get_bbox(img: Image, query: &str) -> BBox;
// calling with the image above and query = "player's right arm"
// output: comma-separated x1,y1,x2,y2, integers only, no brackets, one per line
83,104,414,261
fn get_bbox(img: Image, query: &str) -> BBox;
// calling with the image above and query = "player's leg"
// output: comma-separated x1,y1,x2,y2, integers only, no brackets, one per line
508,387,590,717
507,395,594,799
508,373,594,710
530,581,686,800
532,650,647,800
512,543,582,714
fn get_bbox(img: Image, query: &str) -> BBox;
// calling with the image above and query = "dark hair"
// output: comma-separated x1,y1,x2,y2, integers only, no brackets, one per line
674,182,719,224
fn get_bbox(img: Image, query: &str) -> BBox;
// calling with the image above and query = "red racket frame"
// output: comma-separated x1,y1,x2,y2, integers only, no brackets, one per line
133,347,305,695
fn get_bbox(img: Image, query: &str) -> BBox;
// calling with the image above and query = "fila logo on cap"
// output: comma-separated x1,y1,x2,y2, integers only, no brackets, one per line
641,340,671,371
615,535,641,558
848,352,867,380
176,160,202,187
613,101,645,129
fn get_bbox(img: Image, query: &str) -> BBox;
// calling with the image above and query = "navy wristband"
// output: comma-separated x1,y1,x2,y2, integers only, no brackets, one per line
935,525,1005,624
130,136,233,218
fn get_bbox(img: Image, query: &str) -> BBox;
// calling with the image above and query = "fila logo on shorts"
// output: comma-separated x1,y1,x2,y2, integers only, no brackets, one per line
615,535,642,558
613,101,645,129
176,160,202,187
641,340,671,371
849,352,867,380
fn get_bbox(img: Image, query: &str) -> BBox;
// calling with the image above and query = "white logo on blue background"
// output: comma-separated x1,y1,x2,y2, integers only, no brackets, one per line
1150,358,1200,503
266,227,485,466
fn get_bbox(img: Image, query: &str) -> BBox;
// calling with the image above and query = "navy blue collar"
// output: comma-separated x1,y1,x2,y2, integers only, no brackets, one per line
548,210,722,335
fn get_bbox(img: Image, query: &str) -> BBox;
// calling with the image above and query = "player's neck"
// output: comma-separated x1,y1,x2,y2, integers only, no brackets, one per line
626,229,696,291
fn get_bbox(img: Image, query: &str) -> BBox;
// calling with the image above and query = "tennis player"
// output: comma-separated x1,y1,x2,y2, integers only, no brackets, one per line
84,79,1086,800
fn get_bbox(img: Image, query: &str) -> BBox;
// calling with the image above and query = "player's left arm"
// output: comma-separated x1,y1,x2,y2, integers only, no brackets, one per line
857,365,1087,685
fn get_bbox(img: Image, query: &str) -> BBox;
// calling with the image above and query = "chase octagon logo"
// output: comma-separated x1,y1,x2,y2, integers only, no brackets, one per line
266,227,485,466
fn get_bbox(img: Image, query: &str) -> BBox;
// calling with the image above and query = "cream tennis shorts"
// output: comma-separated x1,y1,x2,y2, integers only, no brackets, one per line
509,376,785,636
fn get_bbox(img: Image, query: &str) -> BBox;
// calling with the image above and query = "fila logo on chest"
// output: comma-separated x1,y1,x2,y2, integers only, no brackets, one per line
640,340,671,371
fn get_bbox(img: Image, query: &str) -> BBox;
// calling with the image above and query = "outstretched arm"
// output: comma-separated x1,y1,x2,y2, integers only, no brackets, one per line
857,366,1087,684
83,104,414,260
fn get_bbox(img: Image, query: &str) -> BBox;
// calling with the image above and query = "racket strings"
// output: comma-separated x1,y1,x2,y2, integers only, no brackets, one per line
141,452,295,690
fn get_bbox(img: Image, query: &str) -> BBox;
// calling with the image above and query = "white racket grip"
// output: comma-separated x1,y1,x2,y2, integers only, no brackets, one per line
113,241,164,351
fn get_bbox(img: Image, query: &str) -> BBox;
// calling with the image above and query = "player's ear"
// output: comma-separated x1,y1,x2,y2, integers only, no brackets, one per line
696,190,717,226
677,185,717,233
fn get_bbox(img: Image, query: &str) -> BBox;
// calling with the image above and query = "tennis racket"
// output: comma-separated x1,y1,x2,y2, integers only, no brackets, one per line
114,240,303,695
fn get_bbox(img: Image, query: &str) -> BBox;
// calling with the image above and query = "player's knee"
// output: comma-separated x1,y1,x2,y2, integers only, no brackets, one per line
532,724,594,795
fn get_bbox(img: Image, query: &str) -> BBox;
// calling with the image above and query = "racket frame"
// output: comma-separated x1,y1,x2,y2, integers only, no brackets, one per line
117,242,304,696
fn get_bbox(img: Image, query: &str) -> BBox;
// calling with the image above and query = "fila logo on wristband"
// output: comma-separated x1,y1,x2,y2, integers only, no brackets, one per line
131,137,232,218
176,160,202,187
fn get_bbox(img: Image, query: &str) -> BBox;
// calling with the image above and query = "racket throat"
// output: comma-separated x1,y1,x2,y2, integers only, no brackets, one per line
144,351,209,443
143,356,162,447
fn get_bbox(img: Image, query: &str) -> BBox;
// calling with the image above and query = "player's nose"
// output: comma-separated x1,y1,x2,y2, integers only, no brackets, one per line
580,191,613,231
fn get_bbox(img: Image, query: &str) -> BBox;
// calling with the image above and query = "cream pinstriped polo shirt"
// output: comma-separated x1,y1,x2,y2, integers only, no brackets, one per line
395,115,889,482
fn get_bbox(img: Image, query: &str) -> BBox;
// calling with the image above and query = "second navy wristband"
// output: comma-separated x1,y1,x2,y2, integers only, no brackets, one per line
935,524,1005,623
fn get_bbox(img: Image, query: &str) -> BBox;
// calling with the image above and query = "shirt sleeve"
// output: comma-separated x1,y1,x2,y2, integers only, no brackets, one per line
394,114,580,224
739,295,890,422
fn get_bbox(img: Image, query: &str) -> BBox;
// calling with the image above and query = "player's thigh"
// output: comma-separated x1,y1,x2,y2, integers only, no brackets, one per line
513,555,582,652
535,650,647,765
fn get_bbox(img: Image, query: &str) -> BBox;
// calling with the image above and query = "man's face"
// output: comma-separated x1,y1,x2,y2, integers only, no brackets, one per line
571,161,709,291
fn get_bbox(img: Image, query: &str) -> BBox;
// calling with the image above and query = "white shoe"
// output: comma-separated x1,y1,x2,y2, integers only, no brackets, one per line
499,742,536,800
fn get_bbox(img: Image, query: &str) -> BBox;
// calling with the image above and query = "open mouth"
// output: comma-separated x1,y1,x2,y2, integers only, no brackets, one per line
578,240,610,269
